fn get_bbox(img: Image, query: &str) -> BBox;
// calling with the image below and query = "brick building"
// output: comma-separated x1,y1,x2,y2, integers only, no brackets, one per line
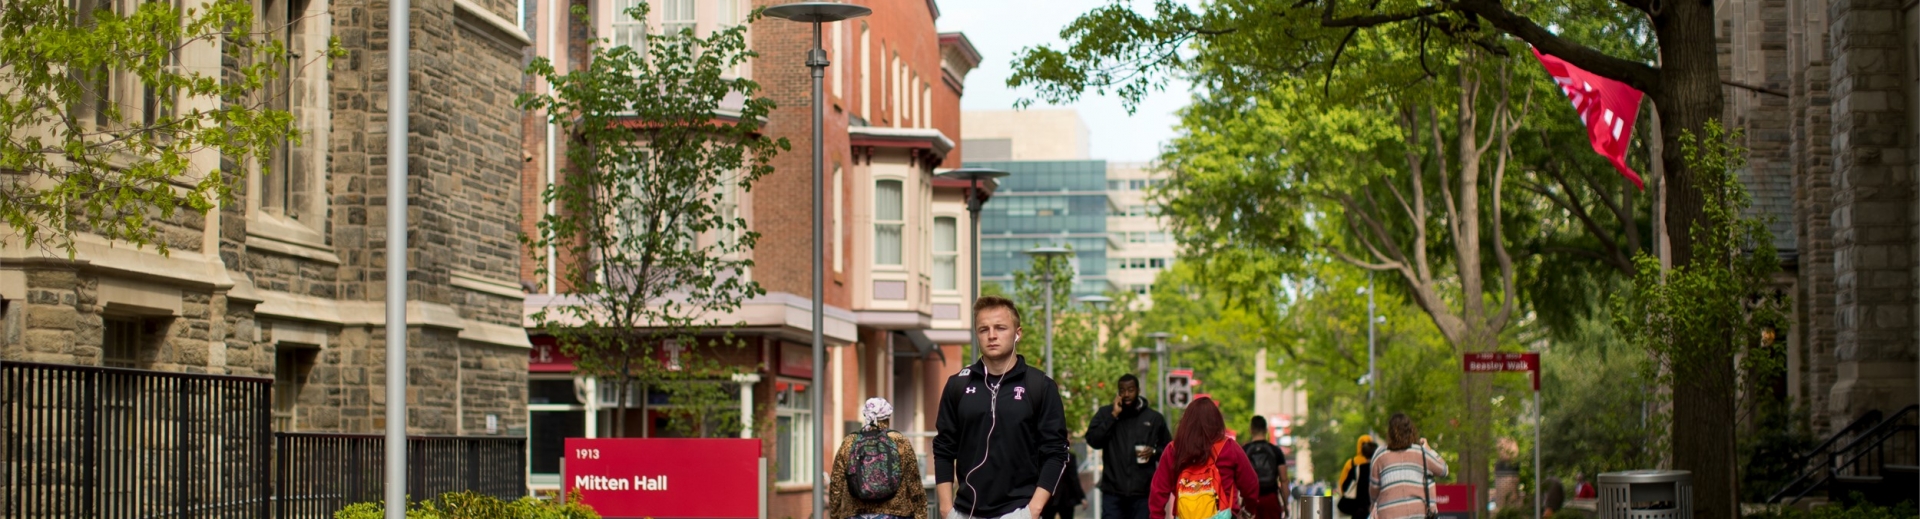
1715,0,1918,436
516,0,985,514
2,0,534,435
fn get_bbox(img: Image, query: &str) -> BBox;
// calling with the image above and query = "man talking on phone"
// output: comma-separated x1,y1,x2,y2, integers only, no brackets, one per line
1084,374,1171,519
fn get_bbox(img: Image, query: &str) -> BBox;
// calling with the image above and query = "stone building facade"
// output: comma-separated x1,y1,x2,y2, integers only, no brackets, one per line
1718,0,1920,434
1,0,533,437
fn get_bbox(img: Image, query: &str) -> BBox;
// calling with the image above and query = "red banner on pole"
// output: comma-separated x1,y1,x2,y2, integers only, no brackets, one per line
1531,46,1646,190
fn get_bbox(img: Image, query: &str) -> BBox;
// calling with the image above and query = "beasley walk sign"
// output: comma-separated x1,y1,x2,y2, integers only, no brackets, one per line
1462,352,1540,390
1463,352,1542,519
564,438,764,519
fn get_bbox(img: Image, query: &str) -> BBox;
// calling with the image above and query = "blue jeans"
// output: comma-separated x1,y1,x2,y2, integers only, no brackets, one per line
1102,493,1149,519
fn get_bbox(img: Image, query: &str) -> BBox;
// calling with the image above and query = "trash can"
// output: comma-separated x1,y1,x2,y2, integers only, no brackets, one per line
1597,470,1692,519
1292,494,1334,519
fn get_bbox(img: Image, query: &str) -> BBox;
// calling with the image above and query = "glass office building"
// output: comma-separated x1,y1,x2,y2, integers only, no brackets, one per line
966,160,1117,298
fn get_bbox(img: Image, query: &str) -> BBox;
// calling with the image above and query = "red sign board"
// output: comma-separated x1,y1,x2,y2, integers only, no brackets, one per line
1463,352,1540,390
1432,484,1477,513
530,336,577,372
564,438,762,519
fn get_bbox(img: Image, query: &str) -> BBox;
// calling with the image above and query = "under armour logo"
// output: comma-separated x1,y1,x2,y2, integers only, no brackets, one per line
965,386,977,394
958,368,971,376
1014,387,1026,400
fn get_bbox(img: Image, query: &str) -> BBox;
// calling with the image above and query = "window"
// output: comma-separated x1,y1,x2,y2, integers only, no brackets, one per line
833,166,844,272
860,24,871,120
610,0,647,53
1150,257,1168,269
934,217,958,291
775,381,814,484
74,0,171,131
1129,179,1149,190
102,318,145,368
1108,180,1125,191
529,378,586,480
1131,284,1152,296
661,0,694,36
874,179,904,265
261,0,311,222
714,180,738,246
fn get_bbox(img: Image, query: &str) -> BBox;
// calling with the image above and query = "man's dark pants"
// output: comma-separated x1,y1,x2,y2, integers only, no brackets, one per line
1101,492,1149,519
1255,491,1286,519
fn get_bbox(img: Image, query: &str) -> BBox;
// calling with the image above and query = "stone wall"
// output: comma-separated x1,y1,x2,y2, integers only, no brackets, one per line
1824,0,1918,429
1788,0,1840,433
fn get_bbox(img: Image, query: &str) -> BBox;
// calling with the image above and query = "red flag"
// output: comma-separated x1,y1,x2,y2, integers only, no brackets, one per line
1531,46,1646,189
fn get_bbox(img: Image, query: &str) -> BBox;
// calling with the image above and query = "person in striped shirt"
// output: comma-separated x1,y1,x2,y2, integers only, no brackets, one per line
1369,414,1448,519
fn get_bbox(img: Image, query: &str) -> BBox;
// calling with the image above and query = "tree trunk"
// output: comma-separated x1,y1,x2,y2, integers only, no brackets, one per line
1650,0,1736,517
1457,329,1498,519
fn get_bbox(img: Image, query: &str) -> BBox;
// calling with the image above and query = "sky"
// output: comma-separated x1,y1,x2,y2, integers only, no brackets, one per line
937,0,1193,163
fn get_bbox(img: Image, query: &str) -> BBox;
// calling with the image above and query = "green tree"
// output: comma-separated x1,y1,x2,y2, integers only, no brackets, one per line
1011,0,1750,511
519,3,786,438
994,247,1134,431
0,0,340,254
1610,121,1786,506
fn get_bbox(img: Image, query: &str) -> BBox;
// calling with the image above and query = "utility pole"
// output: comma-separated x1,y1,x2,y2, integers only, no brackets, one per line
1367,272,1376,405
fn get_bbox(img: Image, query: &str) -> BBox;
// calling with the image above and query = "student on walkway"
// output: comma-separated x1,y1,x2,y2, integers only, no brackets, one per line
934,296,1072,519
1086,374,1172,519
1369,414,1448,519
1147,396,1258,519
830,398,928,519
1241,416,1289,519
1335,435,1378,519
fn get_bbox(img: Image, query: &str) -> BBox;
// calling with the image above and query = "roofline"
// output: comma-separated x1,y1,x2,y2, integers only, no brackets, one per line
926,0,941,20
939,32,982,69
848,126,956,155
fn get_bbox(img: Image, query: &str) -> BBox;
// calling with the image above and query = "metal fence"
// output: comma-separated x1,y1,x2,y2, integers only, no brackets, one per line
3,361,275,519
274,433,527,518
4,361,529,519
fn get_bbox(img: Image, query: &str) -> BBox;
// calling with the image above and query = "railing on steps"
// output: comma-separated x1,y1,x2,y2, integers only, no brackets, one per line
1765,409,1884,504
1767,405,1919,505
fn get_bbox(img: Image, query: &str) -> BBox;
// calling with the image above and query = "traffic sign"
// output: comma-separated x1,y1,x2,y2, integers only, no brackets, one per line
1166,370,1193,409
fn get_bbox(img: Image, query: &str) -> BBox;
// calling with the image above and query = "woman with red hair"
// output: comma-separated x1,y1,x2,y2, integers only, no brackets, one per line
1147,397,1258,519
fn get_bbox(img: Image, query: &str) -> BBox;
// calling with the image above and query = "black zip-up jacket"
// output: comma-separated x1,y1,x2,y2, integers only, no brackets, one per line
1084,398,1170,496
933,355,1071,518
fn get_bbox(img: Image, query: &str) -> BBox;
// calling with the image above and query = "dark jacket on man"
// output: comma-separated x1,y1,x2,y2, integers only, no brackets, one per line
934,355,1072,519
1084,397,1171,496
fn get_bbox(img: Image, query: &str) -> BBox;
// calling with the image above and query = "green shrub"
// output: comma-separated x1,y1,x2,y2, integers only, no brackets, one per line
334,490,600,519
1742,494,1917,519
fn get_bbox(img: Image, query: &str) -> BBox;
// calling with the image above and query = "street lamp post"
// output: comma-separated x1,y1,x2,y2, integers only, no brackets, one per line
1025,246,1072,377
937,167,1010,360
760,5,872,519
1076,293,1112,519
1148,332,1171,409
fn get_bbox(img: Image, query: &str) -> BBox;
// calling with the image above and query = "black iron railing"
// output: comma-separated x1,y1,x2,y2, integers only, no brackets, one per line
1767,405,1919,505
274,433,527,518
4,361,529,519
2,361,275,518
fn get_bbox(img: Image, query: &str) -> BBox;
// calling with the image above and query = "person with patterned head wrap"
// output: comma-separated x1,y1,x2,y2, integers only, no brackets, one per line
831,398,928,519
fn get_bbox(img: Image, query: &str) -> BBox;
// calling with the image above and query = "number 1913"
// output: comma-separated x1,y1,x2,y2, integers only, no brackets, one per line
574,448,601,460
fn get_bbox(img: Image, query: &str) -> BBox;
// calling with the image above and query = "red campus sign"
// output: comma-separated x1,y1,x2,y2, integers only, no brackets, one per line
1432,484,1477,514
564,438,762,519
1462,352,1540,390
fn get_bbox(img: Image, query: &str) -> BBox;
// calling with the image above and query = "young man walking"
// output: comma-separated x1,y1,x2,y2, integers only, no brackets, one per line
1243,416,1290,519
1083,374,1171,519
934,296,1071,519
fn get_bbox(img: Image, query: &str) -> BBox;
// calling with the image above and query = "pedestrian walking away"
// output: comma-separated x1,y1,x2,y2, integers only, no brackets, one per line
1040,452,1088,519
1147,396,1258,519
1086,373,1172,519
1369,414,1448,519
1335,435,1377,519
1242,416,1289,519
935,296,1072,519
831,397,929,519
